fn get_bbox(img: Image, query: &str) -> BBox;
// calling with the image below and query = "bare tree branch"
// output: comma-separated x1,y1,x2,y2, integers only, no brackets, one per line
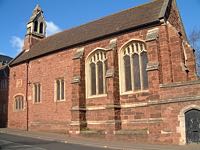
189,28,200,75
189,28,200,49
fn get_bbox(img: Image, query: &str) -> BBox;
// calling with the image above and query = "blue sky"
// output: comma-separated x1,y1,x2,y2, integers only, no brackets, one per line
0,0,200,58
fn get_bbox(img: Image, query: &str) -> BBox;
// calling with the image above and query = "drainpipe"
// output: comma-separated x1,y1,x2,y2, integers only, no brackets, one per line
26,61,29,131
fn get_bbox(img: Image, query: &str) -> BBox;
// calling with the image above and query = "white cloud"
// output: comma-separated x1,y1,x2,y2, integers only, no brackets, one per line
46,21,61,36
10,36,24,52
9,21,61,53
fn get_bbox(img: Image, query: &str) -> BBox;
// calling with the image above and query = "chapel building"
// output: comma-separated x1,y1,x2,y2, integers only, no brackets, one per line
8,0,200,145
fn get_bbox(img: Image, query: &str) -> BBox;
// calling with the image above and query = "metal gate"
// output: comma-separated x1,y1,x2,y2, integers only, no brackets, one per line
185,109,200,143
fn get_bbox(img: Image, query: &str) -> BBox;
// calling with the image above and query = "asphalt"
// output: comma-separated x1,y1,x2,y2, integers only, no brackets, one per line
0,128,200,150
0,133,110,150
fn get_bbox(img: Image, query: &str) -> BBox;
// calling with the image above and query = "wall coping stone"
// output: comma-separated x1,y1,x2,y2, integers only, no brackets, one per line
160,80,200,88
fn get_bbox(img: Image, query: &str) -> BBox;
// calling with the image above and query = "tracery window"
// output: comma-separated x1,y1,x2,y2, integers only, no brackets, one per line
120,40,148,93
86,49,107,97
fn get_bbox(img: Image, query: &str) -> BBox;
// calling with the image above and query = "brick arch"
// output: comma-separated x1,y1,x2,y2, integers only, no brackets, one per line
178,105,200,145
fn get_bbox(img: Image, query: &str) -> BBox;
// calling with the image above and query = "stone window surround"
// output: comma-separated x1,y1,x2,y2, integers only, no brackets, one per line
178,104,200,145
85,47,107,99
54,78,65,102
33,82,42,104
118,39,149,95
13,94,24,111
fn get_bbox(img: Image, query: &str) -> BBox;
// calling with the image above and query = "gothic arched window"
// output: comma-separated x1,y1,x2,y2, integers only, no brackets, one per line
39,22,43,34
34,21,38,32
86,49,107,97
120,41,148,93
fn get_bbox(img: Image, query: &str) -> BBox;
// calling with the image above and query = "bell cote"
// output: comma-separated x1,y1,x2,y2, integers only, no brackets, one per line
26,4,46,37
23,4,46,51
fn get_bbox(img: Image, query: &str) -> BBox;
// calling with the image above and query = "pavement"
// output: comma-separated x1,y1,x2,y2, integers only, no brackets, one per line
0,128,200,150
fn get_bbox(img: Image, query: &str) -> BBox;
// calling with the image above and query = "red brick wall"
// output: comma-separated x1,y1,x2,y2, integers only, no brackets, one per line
8,50,73,133
8,64,28,129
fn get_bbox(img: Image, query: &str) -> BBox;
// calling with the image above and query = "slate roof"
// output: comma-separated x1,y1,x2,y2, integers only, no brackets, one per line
0,65,8,77
11,0,170,66
0,55,11,77
0,55,12,63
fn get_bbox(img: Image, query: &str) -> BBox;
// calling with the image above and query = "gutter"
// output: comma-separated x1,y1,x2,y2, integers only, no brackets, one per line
25,61,29,131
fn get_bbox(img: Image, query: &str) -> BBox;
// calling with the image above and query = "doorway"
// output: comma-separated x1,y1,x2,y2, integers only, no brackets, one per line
185,109,200,143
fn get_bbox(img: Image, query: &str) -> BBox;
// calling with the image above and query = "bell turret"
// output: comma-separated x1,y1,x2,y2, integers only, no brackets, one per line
23,4,46,51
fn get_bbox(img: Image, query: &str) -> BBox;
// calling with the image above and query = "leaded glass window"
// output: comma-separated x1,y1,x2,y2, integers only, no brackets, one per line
121,41,148,92
33,83,41,103
55,78,65,101
87,50,107,97
15,95,24,111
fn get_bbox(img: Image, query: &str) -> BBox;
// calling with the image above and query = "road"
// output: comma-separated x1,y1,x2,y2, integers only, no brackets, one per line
0,133,113,150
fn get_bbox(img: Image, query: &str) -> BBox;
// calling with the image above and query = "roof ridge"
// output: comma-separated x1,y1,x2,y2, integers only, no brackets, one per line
40,0,163,42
